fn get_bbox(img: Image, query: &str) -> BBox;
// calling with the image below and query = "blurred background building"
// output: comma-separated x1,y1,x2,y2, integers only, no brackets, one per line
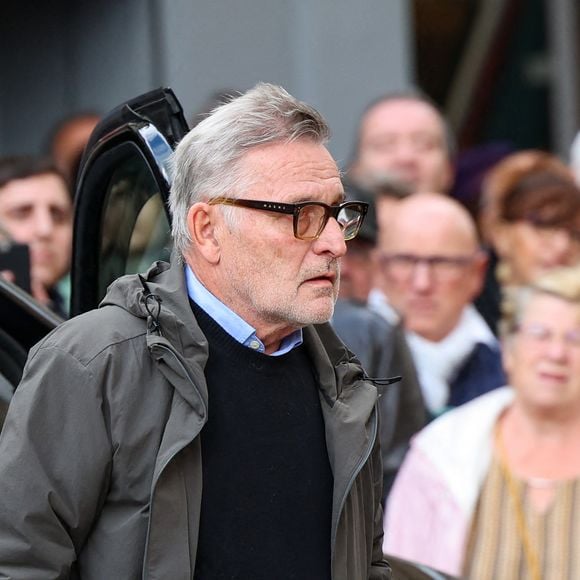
1,0,578,168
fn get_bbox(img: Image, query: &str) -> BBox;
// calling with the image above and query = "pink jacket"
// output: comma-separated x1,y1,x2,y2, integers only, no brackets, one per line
383,387,514,576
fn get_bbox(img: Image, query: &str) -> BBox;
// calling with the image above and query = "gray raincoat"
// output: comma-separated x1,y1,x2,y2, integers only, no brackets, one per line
0,258,391,579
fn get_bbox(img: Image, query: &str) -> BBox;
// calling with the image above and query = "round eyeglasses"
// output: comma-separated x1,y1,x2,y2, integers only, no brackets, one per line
207,197,369,241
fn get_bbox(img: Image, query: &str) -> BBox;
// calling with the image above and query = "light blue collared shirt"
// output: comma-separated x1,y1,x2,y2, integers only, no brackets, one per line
185,266,303,356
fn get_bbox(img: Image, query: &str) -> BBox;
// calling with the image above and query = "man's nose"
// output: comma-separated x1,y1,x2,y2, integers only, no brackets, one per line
393,140,420,163
314,217,347,258
34,208,55,237
409,260,434,291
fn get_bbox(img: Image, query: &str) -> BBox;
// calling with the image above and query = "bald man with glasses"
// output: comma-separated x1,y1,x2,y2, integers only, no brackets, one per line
371,192,506,419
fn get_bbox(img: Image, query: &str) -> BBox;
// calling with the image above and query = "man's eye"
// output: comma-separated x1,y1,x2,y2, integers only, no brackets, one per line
50,208,72,225
367,139,396,153
6,207,31,220
412,136,439,152
393,255,416,267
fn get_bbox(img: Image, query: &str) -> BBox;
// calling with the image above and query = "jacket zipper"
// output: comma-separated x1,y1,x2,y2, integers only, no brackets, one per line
330,404,378,572
142,341,207,579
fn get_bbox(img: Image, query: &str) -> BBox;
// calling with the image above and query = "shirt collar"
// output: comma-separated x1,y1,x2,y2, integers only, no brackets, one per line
185,265,302,356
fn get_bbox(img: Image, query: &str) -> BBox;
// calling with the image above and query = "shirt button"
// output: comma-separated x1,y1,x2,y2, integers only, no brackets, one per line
249,340,261,350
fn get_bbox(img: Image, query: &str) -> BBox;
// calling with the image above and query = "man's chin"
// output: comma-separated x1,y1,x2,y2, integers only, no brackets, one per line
297,301,336,326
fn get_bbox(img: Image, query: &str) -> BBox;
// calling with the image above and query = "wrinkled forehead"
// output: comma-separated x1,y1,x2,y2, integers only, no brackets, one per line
236,140,343,202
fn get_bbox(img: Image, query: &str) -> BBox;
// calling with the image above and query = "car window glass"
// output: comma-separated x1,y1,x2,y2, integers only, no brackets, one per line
128,195,172,273
99,155,172,298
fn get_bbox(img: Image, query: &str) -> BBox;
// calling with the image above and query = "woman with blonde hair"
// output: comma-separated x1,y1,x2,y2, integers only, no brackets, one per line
384,265,580,579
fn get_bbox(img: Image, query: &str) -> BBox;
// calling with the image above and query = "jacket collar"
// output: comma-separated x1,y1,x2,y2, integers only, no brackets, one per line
100,256,210,409
100,255,380,407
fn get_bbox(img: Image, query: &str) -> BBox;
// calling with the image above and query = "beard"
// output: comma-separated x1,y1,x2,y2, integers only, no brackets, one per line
224,255,341,331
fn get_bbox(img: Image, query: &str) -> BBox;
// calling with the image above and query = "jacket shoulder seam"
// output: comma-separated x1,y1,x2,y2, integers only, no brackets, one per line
34,332,148,369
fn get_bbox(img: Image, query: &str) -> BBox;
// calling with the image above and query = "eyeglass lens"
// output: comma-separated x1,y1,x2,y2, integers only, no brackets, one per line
383,255,471,281
296,205,327,239
517,322,580,347
338,206,365,241
296,204,364,241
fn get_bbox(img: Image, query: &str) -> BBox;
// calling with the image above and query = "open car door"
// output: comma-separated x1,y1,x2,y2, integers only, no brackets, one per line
0,87,188,416
70,87,189,316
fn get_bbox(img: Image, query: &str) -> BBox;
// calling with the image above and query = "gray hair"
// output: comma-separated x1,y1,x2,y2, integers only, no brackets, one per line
168,82,330,258
500,265,580,340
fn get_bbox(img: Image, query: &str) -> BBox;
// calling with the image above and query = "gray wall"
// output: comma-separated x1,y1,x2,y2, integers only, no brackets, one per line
1,0,157,155
1,0,413,167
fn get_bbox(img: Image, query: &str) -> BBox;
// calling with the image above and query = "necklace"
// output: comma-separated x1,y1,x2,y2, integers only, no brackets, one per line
495,423,542,580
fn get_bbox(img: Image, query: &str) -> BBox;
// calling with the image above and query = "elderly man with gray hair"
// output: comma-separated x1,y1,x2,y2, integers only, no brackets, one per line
0,83,390,579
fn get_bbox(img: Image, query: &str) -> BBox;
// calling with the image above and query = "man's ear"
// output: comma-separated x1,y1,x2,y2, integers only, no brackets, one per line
468,250,489,299
186,203,221,264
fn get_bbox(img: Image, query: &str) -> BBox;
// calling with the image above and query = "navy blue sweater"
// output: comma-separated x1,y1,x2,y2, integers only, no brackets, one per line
192,301,333,580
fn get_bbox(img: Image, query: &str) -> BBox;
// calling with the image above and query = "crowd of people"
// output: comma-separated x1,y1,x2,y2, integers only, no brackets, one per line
332,89,580,579
0,81,579,578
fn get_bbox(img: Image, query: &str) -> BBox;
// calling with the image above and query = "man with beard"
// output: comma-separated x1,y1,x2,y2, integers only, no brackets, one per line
0,83,390,579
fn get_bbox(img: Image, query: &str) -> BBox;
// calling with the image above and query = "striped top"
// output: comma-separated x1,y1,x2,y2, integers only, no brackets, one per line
463,458,580,579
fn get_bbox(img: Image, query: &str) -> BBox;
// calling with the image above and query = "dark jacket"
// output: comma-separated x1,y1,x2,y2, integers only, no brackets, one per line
0,258,390,579
448,341,506,408
332,299,427,499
